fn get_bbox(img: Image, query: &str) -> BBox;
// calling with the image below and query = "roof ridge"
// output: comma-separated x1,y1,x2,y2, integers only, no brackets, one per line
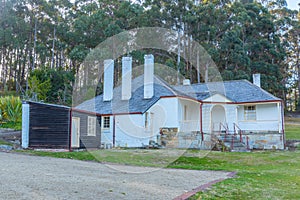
188,79,248,86
154,76,180,96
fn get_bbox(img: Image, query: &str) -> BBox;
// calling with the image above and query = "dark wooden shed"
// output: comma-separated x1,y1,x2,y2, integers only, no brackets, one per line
22,101,101,149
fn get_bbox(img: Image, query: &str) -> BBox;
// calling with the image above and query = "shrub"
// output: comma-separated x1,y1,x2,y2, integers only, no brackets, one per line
0,96,22,125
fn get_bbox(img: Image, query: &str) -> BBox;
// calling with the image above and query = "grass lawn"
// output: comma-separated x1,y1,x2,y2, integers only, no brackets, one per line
14,117,300,199
20,149,300,200
175,151,300,200
285,123,300,140
284,116,300,140
0,139,13,146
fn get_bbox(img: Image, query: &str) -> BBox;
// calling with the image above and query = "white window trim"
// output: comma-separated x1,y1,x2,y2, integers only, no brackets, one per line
87,116,96,136
244,105,256,121
102,116,110,129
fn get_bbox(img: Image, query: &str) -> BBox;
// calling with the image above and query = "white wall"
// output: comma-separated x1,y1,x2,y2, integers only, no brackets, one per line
202,104,237,133
202,104,212,133
224,104,238,131
148,97,179,128
101,98,180,147
237,103,282,132
203,94,231,103
178,99,200,132
178,99,200,121
115,114,154,147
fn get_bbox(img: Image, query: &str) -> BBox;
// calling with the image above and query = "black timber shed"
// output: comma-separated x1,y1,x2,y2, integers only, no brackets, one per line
22,101,101,149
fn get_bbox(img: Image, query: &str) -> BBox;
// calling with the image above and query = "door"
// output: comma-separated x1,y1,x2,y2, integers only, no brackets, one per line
211,105,226,132
71,117,80,148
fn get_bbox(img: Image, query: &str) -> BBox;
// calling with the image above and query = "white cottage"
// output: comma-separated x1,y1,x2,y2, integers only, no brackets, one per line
75,55,285,150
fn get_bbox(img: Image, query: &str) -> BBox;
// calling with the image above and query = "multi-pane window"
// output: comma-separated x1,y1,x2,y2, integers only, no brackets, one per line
87,116,96,136
244,105,256,120
102,116,110,129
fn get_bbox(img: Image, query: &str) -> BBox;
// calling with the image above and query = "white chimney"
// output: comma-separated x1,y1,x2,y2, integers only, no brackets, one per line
144,54,154,99
122,56,132,100
103,59,114,101
253,73,261,88
183,79,191,86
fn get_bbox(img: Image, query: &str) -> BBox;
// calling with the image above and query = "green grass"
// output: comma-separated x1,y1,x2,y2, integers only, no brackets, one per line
171,151,300,199
19,149,185,167
15,116,300,199
0,139,12,146
0,121,21,130
18,149,300,199
285,124,300,140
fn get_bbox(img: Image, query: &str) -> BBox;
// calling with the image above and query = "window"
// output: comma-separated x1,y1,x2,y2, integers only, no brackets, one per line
102,116,110,129
244,105,256,120
87,116,96,136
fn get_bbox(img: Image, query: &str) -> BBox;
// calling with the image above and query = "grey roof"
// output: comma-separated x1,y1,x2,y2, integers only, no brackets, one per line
173,80,281,102
75,75,178,115
76,77,281,115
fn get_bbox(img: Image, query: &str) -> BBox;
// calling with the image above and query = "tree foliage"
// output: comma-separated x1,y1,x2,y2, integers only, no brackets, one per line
0,0,299,109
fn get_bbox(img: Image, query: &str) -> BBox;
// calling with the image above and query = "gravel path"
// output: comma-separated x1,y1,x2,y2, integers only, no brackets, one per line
0,152,234,200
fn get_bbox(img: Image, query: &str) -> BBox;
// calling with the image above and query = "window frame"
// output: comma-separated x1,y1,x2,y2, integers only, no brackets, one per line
102,116,110,129
244,105,256,121
87,116,96,136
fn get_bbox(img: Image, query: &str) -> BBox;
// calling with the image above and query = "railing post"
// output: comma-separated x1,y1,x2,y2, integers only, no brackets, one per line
233,123,236,134
239,130,242,142
231,135,234,149
246,136,249,150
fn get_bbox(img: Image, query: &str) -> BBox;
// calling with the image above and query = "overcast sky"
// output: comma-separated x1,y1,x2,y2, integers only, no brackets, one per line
287,0,299,10
69,0,299,11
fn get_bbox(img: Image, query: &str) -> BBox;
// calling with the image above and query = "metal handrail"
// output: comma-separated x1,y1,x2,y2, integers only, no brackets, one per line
233,123,243,143
219,122,229,134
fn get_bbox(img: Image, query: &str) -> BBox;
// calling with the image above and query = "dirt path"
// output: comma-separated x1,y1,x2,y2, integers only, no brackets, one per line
0,152,234,200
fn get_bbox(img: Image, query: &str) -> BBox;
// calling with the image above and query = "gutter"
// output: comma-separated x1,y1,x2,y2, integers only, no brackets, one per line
113,115,116,148
281,100,286,149
69,108,72,151
200,103,204,141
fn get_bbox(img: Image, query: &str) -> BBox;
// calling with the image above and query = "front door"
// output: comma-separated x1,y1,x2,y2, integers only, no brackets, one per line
211,105,226,132
71,117,80,148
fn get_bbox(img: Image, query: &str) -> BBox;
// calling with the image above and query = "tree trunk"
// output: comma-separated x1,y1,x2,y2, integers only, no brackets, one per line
51,26,56,68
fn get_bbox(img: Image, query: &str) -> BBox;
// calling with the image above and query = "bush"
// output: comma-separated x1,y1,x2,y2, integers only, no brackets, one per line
0,96,22,127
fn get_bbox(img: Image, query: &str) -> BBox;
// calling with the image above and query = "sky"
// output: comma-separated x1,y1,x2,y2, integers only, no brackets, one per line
287,0,299,10
69,0,299,11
